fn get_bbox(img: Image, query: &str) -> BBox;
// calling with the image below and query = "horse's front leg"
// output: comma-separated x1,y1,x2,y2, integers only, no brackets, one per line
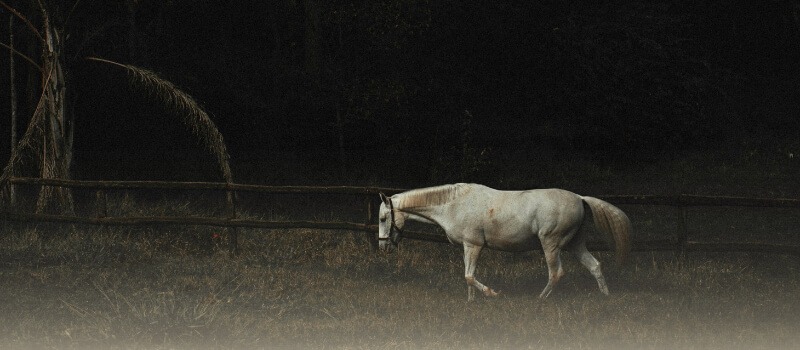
463,242,499,301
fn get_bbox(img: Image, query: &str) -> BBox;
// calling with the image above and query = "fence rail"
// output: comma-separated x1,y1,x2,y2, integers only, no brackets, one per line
3,177,800,255
8,177,800,207
7,177,407,195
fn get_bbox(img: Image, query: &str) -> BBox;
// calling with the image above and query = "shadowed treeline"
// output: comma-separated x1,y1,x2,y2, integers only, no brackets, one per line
0,1,798,184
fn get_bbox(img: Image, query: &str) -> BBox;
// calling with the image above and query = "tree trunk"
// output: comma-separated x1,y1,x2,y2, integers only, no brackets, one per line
125,0,139,64
8,14,17,204
34,3,73,214
302,0,321,87
335,106,346,171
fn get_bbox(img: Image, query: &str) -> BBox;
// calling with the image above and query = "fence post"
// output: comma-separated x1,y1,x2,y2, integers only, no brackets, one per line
225,187,239,257
365,196,378,250
366,196,373,224
95,189,107,219
7,180,15,206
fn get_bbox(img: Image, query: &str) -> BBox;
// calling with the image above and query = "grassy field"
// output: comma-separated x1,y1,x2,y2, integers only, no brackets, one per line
0,223,798,350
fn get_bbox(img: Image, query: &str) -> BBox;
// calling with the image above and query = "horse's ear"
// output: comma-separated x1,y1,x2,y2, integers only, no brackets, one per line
379,192,390,205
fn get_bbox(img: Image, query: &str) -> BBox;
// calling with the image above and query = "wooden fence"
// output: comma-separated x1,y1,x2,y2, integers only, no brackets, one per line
2,177,800,255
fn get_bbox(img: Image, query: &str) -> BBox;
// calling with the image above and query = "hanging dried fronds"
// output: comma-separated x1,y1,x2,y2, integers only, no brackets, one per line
86,57,234,184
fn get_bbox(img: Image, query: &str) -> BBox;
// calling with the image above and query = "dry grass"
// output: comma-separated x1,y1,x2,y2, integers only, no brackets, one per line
0,219,799,350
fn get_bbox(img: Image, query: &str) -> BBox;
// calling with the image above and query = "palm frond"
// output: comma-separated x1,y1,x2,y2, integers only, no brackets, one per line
86,57,234,183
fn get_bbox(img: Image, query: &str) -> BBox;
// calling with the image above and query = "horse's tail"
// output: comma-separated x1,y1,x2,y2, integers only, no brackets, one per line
581,196,632,265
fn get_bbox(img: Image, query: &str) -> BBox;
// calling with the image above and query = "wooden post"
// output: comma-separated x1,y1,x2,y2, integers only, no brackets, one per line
95,190,107,218
366,196,373,224
225,187,239,256
365,196,378,250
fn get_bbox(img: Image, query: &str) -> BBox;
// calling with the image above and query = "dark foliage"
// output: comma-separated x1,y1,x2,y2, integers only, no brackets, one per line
0,0,798,183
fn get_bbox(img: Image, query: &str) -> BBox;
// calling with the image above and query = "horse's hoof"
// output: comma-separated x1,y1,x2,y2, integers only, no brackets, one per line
484,289,500,297
597,285,609,295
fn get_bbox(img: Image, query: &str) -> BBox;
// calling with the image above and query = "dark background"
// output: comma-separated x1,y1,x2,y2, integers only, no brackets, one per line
0,0,799,188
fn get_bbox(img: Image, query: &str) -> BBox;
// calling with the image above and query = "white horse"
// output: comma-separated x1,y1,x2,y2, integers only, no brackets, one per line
377,183,631,300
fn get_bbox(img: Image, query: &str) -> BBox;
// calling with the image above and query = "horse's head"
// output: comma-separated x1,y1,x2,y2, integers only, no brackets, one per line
378,192,406,251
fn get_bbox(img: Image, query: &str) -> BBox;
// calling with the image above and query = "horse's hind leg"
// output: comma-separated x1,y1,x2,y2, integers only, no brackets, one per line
572,244,609,295
539,241,565,299
463,243,499,301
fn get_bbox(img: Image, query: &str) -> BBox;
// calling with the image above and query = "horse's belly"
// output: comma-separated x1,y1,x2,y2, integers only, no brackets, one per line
484,227,538,251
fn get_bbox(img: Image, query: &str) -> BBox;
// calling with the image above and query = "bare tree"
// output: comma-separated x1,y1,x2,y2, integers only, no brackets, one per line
0,1,72,213
0,1,235,216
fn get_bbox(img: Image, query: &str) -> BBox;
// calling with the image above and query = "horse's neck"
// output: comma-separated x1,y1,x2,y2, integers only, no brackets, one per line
404,211,438,225
396,185,467,226
395,197,442,223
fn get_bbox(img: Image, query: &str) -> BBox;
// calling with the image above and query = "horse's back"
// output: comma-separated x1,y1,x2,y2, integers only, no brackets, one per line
463,185,583,218
518,188,585,229
522,188,582,204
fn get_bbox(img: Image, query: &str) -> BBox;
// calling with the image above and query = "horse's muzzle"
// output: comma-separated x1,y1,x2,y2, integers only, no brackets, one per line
378,237,398,252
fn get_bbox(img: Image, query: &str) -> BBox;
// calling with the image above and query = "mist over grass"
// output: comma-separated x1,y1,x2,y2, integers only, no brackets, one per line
0,220,798,349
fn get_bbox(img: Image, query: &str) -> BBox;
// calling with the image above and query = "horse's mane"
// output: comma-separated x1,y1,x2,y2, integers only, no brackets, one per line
397,183,470,209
